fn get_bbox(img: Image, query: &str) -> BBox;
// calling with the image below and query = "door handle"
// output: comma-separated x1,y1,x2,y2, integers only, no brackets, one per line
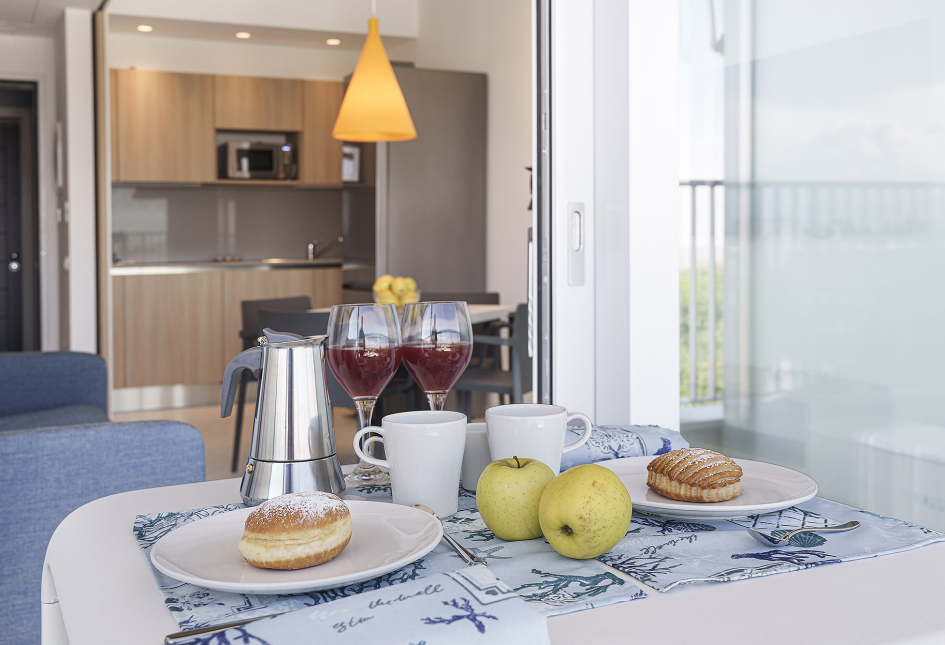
8,261,20,273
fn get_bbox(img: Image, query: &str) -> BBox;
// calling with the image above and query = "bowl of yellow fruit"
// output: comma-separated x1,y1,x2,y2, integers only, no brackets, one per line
373,275,419,314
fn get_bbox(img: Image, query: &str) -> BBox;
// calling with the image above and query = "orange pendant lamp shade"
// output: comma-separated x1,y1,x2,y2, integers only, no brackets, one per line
332,17,417,142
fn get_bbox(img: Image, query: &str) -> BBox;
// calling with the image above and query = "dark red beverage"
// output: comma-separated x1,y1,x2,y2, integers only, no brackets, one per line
402,341,473,392
327,345,403,399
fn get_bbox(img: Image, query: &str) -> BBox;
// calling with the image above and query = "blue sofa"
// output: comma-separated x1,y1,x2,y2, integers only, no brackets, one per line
0,351,207,644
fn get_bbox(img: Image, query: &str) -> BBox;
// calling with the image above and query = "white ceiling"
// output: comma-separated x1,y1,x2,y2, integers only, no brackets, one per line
0,0,101,35
107,14,413,52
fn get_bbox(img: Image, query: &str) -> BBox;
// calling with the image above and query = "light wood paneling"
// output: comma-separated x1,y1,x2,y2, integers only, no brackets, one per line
222,268,343,364
115,273,225,387
109,69,120,182
112,69,215,183
112,275,127,389
214,76,303,131
113,268,341,386
300,80,344,186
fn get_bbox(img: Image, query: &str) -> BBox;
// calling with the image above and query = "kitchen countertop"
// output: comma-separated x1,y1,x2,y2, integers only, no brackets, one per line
111,258,344,276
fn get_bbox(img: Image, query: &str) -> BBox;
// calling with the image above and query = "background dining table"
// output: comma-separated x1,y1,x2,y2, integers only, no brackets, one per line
41,470,945,645
310,303,516,326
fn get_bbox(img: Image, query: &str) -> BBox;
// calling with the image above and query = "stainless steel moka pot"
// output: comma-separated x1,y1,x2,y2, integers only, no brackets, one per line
221,329,344,506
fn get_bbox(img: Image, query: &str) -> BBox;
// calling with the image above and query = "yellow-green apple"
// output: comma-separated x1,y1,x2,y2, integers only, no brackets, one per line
538,464,633,558
476,456,555,540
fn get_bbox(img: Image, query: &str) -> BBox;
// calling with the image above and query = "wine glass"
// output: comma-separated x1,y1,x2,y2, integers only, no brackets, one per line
327,303,403,486
401,301,474,411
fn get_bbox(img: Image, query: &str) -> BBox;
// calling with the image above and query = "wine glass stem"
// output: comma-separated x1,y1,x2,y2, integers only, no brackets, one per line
354,397,379,462
426,391,448,411
354,398,377,430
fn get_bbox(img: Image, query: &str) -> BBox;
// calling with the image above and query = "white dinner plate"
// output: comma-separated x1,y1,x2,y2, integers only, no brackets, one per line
150,501,442,594
599,456,818,520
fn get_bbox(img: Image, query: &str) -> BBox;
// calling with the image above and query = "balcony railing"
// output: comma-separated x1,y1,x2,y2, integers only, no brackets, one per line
680,180,723,407
680,179,936,408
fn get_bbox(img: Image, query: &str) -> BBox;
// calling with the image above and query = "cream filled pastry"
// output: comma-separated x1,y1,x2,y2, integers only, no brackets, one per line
239,491,351,570
646,448,743,503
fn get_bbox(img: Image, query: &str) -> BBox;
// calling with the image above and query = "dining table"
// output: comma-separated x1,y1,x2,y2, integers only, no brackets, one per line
41,463,945,645
311,303,516,326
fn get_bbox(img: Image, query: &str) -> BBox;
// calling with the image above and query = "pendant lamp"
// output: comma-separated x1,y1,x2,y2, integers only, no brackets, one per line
332,17,417,142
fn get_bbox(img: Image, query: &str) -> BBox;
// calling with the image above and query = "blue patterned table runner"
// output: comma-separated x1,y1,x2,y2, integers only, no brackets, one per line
170,566,552,645
599,497,945,591
134,486,645,631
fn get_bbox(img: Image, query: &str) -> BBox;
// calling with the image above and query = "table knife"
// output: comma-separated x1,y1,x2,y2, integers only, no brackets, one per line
164,614,279,643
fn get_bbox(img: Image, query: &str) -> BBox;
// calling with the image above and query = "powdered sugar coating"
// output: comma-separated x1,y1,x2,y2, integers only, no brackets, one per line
244,491,350,534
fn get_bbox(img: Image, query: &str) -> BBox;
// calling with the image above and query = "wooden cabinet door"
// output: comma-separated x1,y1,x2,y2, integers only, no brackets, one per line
214,76,303,131
300,81,344,186
221,268,343,363
113,273,225,387
111,69,215,183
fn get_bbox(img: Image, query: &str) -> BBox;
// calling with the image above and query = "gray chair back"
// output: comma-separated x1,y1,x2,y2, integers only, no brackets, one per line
1,420,204,644
239,296,312,350
510,303,532,398
257,309,355,410
420,292,500,305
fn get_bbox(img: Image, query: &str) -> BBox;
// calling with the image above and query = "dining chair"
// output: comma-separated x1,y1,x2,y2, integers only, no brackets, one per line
256,308,416,418
419,291,503,368
453,303,531,417
420,291,500,305
231,296,312,472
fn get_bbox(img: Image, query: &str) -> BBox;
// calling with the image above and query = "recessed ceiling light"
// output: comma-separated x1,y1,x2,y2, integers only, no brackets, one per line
235,32,251,39
326,38,341,46
136,25,153,32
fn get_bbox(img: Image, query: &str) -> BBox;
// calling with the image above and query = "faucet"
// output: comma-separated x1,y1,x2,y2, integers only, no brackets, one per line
308,236,344,260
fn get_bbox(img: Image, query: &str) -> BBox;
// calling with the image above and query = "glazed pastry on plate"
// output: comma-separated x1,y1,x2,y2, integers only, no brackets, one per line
646,448,743,503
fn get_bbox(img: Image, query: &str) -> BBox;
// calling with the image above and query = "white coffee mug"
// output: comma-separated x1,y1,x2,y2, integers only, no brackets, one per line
485,404,593,475
461,422,492,493
354,410,467,517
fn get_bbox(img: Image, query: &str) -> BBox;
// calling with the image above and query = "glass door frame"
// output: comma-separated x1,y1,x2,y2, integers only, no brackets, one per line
533,0,681,428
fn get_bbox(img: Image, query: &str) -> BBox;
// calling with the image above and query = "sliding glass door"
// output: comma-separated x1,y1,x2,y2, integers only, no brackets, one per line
682,0,945,530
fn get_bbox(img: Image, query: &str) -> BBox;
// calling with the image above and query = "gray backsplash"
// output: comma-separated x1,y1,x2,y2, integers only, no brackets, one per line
112,185,344,263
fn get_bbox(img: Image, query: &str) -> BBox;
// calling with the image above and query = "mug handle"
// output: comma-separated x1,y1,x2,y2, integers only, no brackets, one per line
353,426,389,468
562,412,593,454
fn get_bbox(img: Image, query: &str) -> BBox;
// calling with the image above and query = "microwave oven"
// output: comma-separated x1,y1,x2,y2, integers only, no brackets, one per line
218,141,297,180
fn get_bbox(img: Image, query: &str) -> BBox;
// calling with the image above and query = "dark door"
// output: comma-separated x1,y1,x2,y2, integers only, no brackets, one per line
0,83,39,352
0,120,22,350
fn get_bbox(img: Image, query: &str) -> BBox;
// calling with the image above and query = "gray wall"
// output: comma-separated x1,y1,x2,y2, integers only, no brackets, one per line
382,66,487,292
112,185,343,263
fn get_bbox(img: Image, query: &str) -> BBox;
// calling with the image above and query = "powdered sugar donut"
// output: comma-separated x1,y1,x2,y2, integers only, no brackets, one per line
238,491,351,570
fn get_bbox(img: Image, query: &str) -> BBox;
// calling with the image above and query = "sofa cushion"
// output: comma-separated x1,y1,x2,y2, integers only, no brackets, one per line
0,405,109,432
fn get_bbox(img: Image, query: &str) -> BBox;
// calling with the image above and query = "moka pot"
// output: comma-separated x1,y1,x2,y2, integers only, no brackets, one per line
221,329,344,506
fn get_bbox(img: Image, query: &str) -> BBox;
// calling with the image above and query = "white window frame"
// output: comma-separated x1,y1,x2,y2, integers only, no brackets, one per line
534,0,680,429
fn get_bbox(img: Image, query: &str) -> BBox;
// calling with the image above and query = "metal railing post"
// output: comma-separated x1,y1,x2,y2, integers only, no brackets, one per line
689,184,698,403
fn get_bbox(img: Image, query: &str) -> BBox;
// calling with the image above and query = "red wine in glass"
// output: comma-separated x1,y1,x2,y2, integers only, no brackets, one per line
327,303,402,485
402,342,472,393
401,301,474,411
327,345,403,398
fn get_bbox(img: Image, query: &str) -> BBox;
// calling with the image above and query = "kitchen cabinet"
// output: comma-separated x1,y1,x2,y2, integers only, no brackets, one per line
111,69,216,183
214,75,304,131
299,80,344,186
112,272,225,388
221,267,343,362
112,267,343,388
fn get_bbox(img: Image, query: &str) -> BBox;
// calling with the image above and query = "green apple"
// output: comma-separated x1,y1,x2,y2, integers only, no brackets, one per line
538,464,633,559
476,456,556,541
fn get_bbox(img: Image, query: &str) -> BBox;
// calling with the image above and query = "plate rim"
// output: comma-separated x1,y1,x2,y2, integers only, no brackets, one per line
600,455,818,519
150,500,443,594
